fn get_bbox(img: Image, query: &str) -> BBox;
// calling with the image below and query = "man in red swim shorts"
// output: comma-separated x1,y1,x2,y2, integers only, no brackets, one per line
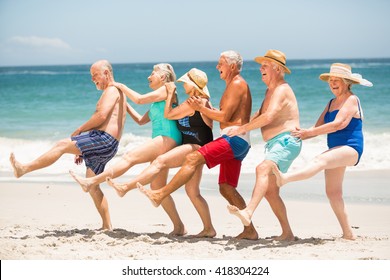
139,50,258,240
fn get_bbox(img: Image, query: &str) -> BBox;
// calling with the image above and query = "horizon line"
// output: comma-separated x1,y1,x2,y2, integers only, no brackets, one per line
1,57,390,68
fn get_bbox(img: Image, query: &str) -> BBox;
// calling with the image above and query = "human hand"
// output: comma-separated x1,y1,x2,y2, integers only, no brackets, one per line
165,82,176,96
109,81,122,89
71,128,82,137
226,126,245,137
291,127,310,140
187,96,203,111
74,155,83,165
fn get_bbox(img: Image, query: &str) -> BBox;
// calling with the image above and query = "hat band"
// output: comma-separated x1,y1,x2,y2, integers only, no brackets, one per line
187,73,204,89
264,55,286,66
329,65,352,76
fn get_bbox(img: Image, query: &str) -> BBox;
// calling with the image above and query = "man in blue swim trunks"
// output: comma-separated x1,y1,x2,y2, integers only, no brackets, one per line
226,50,301,241
10,60,127,230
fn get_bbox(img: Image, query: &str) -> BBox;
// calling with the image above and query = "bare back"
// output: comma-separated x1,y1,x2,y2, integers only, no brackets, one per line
260,83,300,141
219,75,252,129
95,87,127,140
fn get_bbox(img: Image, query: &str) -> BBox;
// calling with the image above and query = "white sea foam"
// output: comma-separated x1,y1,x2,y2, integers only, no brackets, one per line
1,132,389,182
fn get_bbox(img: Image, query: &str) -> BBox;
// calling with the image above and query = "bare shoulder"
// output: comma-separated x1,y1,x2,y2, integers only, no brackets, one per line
227,76,249,94
344,94,360,108
346,94,359,102
277,82,292,91
233,75,248,86
103,86,121,98
275,83,294,96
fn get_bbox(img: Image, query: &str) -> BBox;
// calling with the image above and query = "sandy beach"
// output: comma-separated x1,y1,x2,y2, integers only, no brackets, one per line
1,169,389,261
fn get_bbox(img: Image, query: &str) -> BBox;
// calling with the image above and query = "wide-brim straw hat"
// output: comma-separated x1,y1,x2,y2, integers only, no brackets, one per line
177,68,210,98
319,63,373,87
254,49,291,74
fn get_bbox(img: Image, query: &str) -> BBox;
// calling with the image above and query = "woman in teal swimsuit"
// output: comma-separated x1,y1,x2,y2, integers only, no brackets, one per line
70,63,186,235
272,63,372,240
108,68,216,238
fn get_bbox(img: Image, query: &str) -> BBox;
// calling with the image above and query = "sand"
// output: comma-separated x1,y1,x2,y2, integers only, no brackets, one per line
1,170,389,261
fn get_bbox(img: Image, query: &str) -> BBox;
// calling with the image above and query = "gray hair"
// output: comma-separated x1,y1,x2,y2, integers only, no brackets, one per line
154,63,176,82
341,78,354,90
220,50,243,72
93,60,113,76
271,62,285,78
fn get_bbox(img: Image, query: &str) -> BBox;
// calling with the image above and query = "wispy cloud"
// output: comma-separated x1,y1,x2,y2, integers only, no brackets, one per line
7,36,71,50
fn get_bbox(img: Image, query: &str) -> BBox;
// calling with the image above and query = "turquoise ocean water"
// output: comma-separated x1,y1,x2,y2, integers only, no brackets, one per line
1,59,389,203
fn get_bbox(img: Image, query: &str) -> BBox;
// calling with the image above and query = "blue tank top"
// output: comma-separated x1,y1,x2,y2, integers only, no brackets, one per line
149,101,182,145
324,97,363,165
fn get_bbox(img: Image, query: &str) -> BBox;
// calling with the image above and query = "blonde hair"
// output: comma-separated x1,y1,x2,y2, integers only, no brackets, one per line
193,88,209,99
154,63,176,82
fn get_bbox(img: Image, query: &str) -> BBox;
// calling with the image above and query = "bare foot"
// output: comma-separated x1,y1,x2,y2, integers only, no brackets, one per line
342,234,356,240
9,153,26,178
235,226,259,240
69,170,93,192
169,226,187,237
189,228,217,238
106,177,130,197
227,205,251,226
97,226,112,232
271,165,285,187
137,182,162,207
273,234,296,242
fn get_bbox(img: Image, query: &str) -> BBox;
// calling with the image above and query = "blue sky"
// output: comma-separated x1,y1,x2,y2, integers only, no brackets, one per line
0,0,389,66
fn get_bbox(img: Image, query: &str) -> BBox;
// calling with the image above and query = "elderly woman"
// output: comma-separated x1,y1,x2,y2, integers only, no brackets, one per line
70,63,185,235
272,63,373,240
108,68,216,238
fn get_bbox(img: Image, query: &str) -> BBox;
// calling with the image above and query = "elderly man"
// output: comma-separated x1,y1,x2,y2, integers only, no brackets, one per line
227,49,301,241
139,50,258,240
10,60,127,230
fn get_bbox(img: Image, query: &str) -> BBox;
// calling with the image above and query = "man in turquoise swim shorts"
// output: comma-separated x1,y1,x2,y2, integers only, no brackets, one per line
226,49,301,241
264,131,301,173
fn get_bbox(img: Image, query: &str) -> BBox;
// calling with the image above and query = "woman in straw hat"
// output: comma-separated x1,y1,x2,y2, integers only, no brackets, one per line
272,63,373,240
107,68,216,237
70,63,186,235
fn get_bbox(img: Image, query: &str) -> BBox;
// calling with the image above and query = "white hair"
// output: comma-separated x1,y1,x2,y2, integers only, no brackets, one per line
220,50,243,72
271,62,285,77
154,63,176,82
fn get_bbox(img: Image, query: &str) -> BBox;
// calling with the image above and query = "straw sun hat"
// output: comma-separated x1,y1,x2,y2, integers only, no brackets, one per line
254,49,291,74
177,68,210,98
319,63,373,87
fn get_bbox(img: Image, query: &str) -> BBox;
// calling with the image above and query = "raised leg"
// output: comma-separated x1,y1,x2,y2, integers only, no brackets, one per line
10,138,80,178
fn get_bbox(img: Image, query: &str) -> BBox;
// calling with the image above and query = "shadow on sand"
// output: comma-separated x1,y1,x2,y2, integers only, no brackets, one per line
29,227,335,250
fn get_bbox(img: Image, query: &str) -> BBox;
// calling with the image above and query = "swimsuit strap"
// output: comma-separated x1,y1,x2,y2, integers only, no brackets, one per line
327,98,335,112
355,95,362,119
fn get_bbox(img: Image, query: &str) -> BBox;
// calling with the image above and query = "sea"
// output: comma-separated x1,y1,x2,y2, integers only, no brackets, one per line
1,59,389,203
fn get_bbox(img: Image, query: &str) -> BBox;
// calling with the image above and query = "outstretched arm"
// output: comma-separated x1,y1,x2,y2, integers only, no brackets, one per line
112,82,167,104
187,81,242,124
164,82,195,120
293,97,358,140
292,105,328,140
245,88,285,132
126,103,150,125
226,87,284,137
